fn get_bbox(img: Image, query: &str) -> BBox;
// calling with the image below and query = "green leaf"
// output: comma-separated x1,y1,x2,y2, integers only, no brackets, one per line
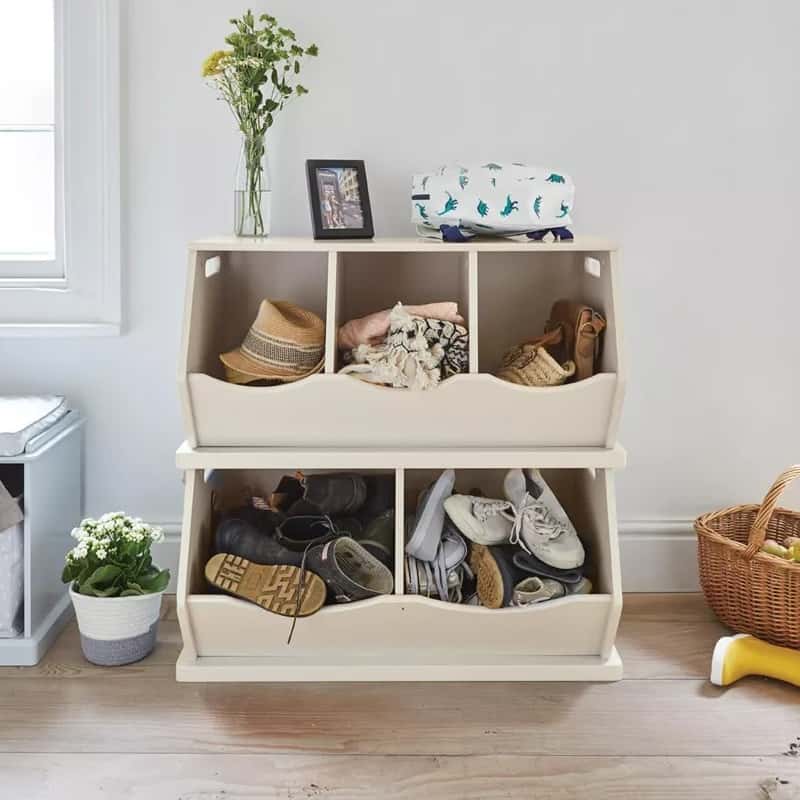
296,84,308,96
85,564,122,587
293,60,300,74
139,569,170,594
306,43,319,57
89,585,122,598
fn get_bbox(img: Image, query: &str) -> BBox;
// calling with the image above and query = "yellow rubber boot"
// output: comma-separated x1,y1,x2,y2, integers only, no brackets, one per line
711,634,800,688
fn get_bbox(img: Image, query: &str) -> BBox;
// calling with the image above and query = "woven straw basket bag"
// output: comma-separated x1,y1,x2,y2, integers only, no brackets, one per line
695,465,800,648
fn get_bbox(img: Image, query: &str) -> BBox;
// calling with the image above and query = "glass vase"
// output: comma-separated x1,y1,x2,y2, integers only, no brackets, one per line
234,134,271,237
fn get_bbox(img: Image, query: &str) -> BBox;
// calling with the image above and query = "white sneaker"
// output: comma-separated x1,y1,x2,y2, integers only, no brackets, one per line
503,469,585,569
443,495,513,545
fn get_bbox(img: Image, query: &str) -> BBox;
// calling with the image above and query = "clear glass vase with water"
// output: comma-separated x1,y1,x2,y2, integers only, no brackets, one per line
235,134,271,237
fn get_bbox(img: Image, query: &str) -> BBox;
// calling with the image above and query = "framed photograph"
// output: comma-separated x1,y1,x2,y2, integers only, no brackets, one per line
306,160,374,239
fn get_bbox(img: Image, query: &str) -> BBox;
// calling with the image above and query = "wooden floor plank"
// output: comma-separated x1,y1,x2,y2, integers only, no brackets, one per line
2,754,798,800
1,672,798,757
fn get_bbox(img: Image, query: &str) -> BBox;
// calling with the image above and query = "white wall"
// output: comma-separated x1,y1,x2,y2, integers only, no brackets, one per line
2,0,799,588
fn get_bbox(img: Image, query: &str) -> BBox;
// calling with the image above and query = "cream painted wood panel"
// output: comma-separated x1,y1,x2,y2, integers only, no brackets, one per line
186,594,614,658
186,372,619,447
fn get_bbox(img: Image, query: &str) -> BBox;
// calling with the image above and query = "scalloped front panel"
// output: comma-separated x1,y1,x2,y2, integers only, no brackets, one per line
188,593,613,657
186,372,619,448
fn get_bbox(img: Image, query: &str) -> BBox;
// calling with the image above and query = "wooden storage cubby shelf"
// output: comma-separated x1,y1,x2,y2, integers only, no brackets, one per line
176,237,626,683
176,455,622,682
179,237,625,448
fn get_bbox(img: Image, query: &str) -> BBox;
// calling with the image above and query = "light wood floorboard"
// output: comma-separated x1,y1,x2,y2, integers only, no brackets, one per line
2,594,799,799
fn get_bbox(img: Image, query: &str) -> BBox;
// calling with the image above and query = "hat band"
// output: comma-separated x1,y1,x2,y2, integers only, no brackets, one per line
241,327,323,373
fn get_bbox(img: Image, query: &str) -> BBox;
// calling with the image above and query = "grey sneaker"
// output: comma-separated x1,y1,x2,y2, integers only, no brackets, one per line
306,536,394,602
404,519,468,602
512,576,565,606
405,469,455,561
503,469,585,569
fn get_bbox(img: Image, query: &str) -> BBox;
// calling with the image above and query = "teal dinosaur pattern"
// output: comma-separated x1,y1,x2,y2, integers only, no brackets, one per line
482,162,503,171
500,195,519,217
546,173,565,184
533,195,542,218
556,201,569,218
458,174,469,190
437,191,458,215
415,203,429,221
476,199,489,217
421,176,430,191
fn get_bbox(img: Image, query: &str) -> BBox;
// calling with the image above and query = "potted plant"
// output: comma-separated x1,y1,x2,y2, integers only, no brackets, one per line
202,10,319,237
62,513,170,666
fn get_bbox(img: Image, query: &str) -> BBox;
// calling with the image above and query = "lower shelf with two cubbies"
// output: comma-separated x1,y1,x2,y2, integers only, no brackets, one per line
174,444,625,682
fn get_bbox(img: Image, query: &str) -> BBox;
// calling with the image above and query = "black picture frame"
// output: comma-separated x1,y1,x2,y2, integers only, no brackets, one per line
306,159,374,239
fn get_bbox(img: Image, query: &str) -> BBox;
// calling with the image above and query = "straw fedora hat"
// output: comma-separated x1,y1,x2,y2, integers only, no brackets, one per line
220,299,325,384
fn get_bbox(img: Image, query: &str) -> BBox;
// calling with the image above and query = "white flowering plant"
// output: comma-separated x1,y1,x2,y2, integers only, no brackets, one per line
62,513,170,597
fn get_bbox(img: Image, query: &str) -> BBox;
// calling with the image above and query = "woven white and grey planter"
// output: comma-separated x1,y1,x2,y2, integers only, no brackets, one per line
69,588,163,666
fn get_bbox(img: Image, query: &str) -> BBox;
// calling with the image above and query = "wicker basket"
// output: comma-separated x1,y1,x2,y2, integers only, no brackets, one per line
695,466,800,648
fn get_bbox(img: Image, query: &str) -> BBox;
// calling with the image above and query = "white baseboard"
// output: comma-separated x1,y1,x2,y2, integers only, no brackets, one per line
618,520,699,592
154,519,701,594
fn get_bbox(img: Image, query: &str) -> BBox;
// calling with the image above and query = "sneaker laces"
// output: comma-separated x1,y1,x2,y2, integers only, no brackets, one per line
471,497,514,524
508,493,566,554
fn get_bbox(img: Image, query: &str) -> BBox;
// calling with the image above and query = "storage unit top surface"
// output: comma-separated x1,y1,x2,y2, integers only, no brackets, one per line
189,235,618,254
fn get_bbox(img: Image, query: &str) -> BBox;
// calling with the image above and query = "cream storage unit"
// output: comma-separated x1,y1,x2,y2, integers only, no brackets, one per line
175,235,627,683
175,446,625,682
179,237,625,449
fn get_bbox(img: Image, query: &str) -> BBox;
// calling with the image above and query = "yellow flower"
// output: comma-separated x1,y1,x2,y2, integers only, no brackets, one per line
202,50,230,77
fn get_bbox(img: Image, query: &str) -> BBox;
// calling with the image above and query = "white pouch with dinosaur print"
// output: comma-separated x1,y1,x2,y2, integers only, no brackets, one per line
411,163,575,239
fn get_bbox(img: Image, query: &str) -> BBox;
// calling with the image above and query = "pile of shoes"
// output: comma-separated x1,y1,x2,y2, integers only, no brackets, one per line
338,301,468,390
497,300,606,387
205,472,395,631
405,468,591,608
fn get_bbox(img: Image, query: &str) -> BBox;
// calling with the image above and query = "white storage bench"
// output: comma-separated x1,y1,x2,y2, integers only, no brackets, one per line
179,238,625,449
175,445,625,681
0,415,83,665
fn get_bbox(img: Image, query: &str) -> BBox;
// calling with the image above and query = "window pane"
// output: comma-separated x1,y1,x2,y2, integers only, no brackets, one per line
0,130,55,258
0,0,55,126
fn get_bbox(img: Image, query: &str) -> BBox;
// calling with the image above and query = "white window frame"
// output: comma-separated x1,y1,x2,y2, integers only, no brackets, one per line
0,0,120,336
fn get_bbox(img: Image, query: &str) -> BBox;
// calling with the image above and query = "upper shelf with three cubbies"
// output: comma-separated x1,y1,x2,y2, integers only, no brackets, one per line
179,237,625,450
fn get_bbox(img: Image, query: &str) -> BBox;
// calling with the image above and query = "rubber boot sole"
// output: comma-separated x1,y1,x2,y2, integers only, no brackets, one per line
205,553,326,617
468,544,507,609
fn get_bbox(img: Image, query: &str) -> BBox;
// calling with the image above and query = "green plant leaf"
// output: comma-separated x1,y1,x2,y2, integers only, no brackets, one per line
296,84,308,96
306,44,319,57
138,569,170,594
90,585,123,598
84,564,122,587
